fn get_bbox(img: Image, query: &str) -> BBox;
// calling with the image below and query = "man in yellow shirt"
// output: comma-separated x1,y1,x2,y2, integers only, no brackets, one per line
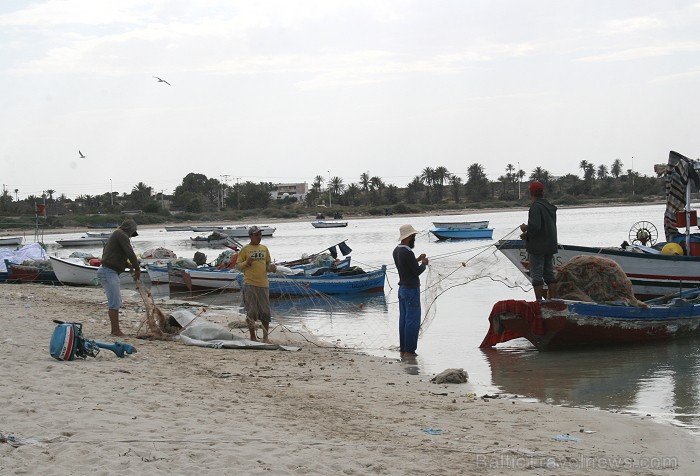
235,226,277,342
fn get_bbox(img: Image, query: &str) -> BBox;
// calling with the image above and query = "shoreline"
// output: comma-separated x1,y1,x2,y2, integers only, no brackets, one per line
1,283,698,475
2,199,667,236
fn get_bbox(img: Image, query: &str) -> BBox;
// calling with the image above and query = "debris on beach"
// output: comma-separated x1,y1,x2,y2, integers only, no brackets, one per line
430,368,468,384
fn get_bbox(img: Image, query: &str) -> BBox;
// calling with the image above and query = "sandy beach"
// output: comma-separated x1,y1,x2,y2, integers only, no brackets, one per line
1,283,698,475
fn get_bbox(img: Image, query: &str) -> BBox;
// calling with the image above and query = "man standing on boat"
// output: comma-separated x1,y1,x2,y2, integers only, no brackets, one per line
236,225,277,342
96,218,141,336
520,181,558,300
393,224,429,358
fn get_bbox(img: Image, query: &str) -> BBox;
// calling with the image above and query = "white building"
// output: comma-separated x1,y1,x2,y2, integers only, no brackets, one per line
271,182,308,201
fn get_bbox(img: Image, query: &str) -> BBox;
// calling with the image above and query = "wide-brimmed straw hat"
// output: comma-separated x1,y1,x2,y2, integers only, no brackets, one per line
398,224,419,241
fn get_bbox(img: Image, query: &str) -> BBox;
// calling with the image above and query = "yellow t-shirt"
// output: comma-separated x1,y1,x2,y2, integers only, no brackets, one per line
235,244,272,287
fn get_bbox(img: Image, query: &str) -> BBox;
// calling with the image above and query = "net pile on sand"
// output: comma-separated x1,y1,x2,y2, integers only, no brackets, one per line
135,280,177,339
555,255,646,307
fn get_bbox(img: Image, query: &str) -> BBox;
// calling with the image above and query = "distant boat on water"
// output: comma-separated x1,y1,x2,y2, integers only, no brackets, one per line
432,220,489,229
430,227,494,241
0,236,23,246
311,221,348,228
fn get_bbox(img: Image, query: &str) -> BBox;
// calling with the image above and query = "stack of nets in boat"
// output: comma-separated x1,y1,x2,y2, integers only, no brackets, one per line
555,255,646,307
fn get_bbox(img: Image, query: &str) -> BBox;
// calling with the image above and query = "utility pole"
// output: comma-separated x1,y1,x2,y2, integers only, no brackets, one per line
236,177,241,210
160,190,165,210
220,174,230,209
517,162,521,200
631,157,635,197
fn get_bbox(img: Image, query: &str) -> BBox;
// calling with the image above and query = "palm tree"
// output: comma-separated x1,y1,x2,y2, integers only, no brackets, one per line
369,176,385,204
450,175,463,203
13,189,18,201
597,164,608,180
45,189,56,202
433,166,451,201
329,176,345,199
344,183,360,206
611,159,623,179
131,182,152,208
420,167,435,203
579,160,589,177
359,173,370,192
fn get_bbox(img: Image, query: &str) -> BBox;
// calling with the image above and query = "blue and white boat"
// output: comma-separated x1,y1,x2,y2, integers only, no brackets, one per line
430,227,494,241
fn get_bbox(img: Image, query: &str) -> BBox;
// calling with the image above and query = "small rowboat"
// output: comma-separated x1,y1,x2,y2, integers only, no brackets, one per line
430,227,494,240
0,236,24,246
56,236,109,247
431,220,489,229
311,221,348,228
49,256,146,286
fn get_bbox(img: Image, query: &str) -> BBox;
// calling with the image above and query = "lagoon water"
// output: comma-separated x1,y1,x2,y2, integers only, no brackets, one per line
40,202,700,434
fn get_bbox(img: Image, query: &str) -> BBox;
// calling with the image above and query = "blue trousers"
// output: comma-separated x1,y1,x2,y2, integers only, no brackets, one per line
398,286,421,354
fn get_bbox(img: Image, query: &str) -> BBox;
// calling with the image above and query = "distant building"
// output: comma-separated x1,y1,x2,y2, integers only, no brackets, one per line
271,182,308,201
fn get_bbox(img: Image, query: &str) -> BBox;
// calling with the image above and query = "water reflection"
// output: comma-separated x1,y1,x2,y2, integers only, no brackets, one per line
482,340,700,432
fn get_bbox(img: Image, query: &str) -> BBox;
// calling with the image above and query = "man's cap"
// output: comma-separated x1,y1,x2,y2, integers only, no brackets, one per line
398,224,419,241
248,225,262,236
528,181,544,194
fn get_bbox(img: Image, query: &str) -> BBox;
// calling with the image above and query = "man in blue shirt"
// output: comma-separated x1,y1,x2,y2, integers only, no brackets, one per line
392,224,429,357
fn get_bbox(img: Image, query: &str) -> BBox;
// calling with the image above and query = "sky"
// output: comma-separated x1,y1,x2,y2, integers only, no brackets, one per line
2,0,700,200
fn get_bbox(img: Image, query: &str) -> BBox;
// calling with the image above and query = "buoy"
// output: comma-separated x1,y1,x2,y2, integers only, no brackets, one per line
661,242,683,256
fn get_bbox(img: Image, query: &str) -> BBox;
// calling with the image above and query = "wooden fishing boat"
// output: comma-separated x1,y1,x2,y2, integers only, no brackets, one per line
56,236,109,247
0,236,24,246
241,265,386,297
164,256,353,292
48,256,145,286
190,225,224,232
4,259,60,284
431,220,489,229
311,221,348,228
85,231,113,238
430,227,494,240
164,225,193,232
480,289,700,351
497,239,700,300
220,225,276,237
188,232,239,247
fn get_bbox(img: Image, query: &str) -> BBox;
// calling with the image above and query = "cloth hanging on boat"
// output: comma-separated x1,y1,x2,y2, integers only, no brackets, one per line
664,151,700,241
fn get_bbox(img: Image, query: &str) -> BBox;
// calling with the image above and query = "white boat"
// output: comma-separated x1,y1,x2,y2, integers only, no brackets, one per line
220,225,276,238
311,221,348,228
85,231,113,238
0,236,24,246
190,225,224,232
431,220,489,229
49,256,145,286
56,236,109,247
164,225,192,232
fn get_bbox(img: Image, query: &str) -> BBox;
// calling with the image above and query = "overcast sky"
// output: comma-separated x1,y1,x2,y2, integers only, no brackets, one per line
2,0,699,200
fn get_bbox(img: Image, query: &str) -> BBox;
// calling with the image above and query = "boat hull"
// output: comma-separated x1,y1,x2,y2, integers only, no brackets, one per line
220,225,276,237
311,221,348,228
49,256,142,286
56,237,109,247
432,220,488,229
0,236,24,246
497,239,700,300
430,228,494,240
259,266,386,296
480,293,700,351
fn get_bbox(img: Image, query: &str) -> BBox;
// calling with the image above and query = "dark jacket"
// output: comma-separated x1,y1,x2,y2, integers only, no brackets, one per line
101,219,140,273
393,245,426,288
525,198,558,255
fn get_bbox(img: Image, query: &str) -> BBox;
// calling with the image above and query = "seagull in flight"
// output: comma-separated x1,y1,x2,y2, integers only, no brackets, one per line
78,150,86,158
153,76,171,86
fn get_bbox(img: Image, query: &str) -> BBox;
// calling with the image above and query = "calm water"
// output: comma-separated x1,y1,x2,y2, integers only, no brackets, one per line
40,203,700,433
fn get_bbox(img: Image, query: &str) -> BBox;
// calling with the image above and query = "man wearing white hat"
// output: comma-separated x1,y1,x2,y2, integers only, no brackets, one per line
392,224,429,357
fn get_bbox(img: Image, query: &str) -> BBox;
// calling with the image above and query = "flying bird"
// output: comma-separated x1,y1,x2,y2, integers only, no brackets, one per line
78,150,86,158
153,76,171,86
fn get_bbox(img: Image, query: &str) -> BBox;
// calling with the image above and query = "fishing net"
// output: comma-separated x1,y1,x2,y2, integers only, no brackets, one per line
420,227,533,336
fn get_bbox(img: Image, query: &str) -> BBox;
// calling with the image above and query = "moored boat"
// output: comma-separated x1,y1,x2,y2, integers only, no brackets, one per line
164,225,193,232
0,236,24,246
431,220,489,229
497,239,700,300
480,289,700,351
240,265,386,297
220,225,276,238
4,259,60,284
49,256,145,286
56,236,109,247
190,225,224,232
430,227,494,240
85,231,113,238
311,221,348,228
